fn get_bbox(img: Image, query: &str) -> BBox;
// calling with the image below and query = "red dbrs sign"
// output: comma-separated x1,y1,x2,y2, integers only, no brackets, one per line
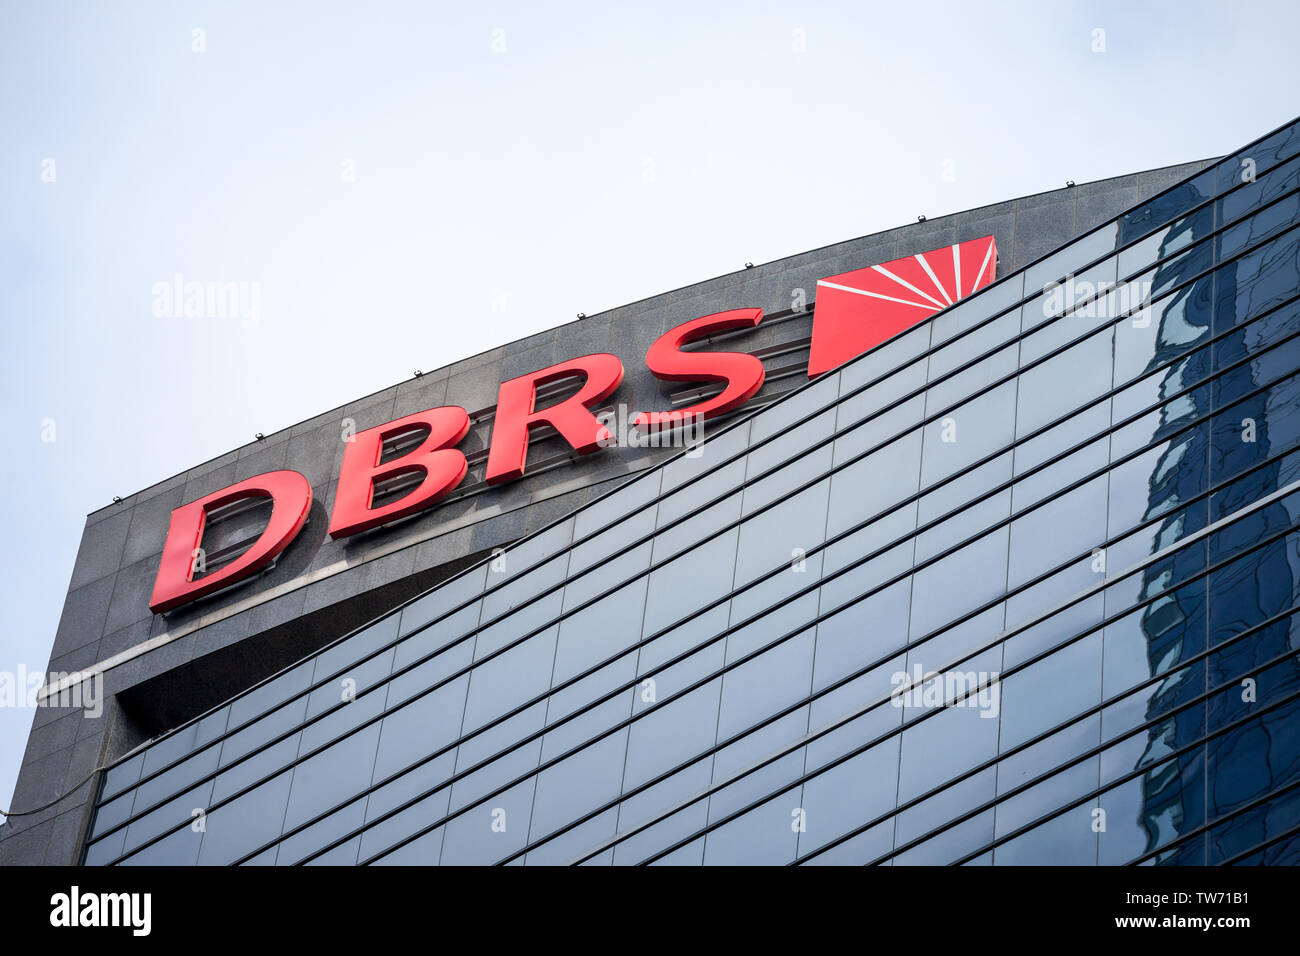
149,236,996,613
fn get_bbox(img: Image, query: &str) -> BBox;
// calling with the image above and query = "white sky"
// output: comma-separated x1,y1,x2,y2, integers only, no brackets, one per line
3,0,1299,816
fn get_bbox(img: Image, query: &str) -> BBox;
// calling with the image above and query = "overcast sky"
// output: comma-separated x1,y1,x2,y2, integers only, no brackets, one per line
3,0,1299,816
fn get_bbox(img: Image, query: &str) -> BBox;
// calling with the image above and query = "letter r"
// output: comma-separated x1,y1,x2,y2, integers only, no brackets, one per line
485,353,624,484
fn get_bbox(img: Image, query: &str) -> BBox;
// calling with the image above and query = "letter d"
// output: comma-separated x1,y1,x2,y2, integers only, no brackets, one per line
149,471,312,613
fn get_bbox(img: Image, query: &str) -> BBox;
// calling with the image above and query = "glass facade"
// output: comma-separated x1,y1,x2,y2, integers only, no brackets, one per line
82,118,1300,865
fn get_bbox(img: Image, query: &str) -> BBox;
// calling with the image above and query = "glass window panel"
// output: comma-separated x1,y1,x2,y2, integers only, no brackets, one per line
573,466,663,545
634,604,728,701
999,632,1102,754
800,819,895,865
460,624,558,737
118,823,204,866
725,587,819,666
476,558,567,659
1207,777,1300,864
137,706,229,785
909,527,1009,641
1217,196,1300,262
1097,753,1205,864
642,528,738,637
528,726,630,851
993,790,1099,865
836,360,927,444
1118,169,1214,247
309,615,399,690
553,572,649,687
1002,591,1103,671
211,733,301,805
716,631,814,742
1016,331,1114,439
1007,475,1109,591
438,777,537,866
612,760,712,866
1218,122,1300,192
372,674,470,782
902,608,1004,713
121,781,213,859
359,750,456,861
812,579,912,695
1219,154,1300,226
897,705,998,805
827,428,922,540
919,381,1017,488
392,605,479,685
526,807,619,866
132,742,221,815
448,702,544,813
734,478,829,590
218,695,308,768
369,824,445,865
304,642,394,724
397,562,486,638
820,517,916,611
1118,206,1214,279
196,771,293,866
99,751,144,802
928,342,1018,418
1113,281,1213,394
741,437,833,517
915,460,1011,562
701,786,801,866
1025,227,1121,295
83,830,127,866
567,503,656,576
1022,257,1118,361
1013,428,1110,511
707,706,807,822
929,272,1025,350
893,768,996,864
749,371,841,446
275,797,366,866
1101,580,1207,702
839,320,932,393
621,678,722,794
228,660,313,731
659,421,750,495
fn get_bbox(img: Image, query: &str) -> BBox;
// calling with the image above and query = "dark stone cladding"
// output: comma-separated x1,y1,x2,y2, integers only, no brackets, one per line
0,159,1214,865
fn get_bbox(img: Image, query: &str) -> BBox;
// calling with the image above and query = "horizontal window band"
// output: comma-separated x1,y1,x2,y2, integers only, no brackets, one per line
933,676,1300,868
560,511,1300,865
528,601,1300,865
91,317,1300,863
92,332,1300,863
90,241,1300,826
326,485,1300,865
1217,815,1300,865
1123,773,1300,867
799,619,1300,867
645,640,1300,868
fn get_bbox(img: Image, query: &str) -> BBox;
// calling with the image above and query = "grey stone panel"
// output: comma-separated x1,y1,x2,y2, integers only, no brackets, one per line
67,510,131,591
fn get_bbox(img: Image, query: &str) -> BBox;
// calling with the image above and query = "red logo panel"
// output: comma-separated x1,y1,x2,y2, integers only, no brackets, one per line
807,235,998,377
